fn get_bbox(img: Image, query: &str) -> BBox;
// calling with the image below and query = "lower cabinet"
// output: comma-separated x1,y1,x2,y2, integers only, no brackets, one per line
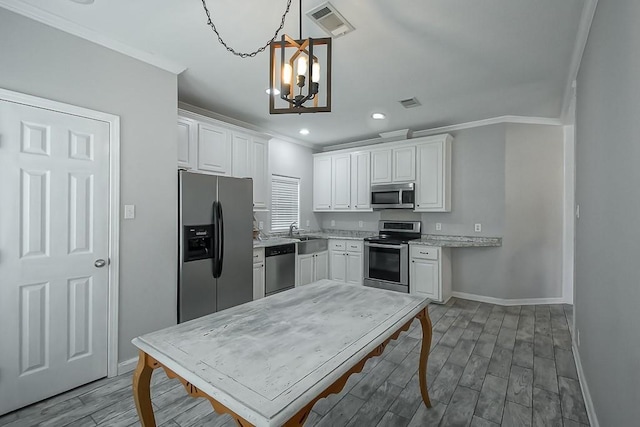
252,248,265,300
409,245,451,303
329,240,364,285
296,251,328,286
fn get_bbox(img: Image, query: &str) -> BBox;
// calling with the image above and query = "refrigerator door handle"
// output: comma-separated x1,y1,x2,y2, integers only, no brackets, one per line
212,200,220,278
217,201,224,277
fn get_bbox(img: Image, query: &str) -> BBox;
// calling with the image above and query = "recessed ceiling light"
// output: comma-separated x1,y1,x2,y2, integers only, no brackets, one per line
372,113,386,120
299,129,310,135
265,88,280,95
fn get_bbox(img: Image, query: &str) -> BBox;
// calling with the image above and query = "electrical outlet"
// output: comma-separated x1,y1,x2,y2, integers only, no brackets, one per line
435,223,442,231
331,220,335,227
258,221,264,230
306,219,310,227
474,223,482,232
358,220,363,228
124,204,135,219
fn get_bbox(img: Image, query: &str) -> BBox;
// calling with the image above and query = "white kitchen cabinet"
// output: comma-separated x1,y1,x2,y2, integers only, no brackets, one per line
252,248,265,300
251,137,268,211
332,154,351,210
371,149,392,184
415,135,452,212
409,245,452,303
197,122,232,175
313,156,332,211
177,117,197,170
392,146,416,182
297,251,329,286
231,132,251,178
351,151,371,210
329,240,363,285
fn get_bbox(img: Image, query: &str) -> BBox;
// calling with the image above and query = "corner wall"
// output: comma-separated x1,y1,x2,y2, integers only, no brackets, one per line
0,9,179,363
574,0,640,424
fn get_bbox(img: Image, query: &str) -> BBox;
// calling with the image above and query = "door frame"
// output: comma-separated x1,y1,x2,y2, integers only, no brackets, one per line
0,87,121,378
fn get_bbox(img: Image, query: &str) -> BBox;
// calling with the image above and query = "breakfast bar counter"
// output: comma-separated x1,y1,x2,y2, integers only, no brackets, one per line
131,280,433,426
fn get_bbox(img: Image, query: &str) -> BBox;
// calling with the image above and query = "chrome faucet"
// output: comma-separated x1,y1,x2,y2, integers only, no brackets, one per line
289,221,298,237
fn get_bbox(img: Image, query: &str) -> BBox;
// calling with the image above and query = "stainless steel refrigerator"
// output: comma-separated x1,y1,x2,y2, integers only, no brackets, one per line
178,170,253,323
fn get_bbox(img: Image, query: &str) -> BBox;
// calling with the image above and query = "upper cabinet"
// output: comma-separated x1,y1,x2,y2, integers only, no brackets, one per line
177,117,197,170
314,150,372,212
414,135,452,212
313,156,332,211
351,151,371,210
332,154,351,210
371,146,416,184
178,110,270,211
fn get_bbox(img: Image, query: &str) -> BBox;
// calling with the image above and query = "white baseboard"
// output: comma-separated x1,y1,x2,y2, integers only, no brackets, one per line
573,343,600,427
451,291,566,306
117,357,138,375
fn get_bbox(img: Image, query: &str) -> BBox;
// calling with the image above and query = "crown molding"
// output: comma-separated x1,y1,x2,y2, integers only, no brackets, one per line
0,0,187,74
560,0,598,121
177,102,317,150
322,115,563,152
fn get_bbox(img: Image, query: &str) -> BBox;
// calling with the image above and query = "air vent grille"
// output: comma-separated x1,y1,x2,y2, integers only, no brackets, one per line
399,97,422,109
307,2,354,38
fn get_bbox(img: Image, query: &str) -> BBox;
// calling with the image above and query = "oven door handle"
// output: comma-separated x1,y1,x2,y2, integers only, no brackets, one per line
365,242,405,249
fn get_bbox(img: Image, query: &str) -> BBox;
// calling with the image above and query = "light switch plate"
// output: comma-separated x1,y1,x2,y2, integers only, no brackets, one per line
435,223,442,231
331,220,336,227
306,220,310,227
358,221,363,228
259,221,264,230
474,223,482,232
124,204,135,219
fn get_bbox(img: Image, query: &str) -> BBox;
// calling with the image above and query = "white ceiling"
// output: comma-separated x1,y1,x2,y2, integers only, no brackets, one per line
2,0,587,146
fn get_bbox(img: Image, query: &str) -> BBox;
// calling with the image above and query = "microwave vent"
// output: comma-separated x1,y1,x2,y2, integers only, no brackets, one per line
307,2,355,38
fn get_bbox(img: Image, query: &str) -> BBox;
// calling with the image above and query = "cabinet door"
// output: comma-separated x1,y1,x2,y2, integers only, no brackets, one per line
297,254,315,286
252,262,265,300
415,142,443,211
371,149,392,184
177,117,197,169
198,123,231,175
332,154,351,210
313,156,332,210
392,146,416,182
410,258,439,300
330,250,346,282
314,251,329,281
231,132,251,178
251,137,268,211
346,252,363,285
351,152,371,210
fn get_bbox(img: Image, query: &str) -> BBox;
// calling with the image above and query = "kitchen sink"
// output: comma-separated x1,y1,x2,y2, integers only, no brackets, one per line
296,237,328,254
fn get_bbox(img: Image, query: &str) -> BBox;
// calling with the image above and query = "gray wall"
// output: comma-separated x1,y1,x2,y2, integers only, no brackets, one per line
0,10,179,363
575,0,640,424
254,138,320,234
319,123,565,300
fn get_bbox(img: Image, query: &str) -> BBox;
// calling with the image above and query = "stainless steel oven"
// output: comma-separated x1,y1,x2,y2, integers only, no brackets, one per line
371,183,415,209
363,221,421,293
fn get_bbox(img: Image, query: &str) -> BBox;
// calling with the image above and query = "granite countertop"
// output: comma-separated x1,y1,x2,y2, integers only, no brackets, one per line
410,235,502,248
253,229,377,248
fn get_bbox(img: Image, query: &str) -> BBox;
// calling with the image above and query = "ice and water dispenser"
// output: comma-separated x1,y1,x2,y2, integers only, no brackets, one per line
183,225,214,262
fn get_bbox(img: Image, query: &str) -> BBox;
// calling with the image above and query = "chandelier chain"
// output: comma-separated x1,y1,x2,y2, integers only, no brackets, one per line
200,0,293,58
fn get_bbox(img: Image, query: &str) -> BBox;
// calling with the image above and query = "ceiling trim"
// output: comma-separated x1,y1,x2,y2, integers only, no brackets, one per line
177,102,316,149
322,115,564,152
0,0,187,74
560,0,598,121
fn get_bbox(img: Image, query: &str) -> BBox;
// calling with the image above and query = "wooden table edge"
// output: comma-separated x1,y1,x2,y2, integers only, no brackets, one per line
132,306,433,427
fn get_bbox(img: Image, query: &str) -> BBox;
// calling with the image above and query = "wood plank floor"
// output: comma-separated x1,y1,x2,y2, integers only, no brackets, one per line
0,298,589,427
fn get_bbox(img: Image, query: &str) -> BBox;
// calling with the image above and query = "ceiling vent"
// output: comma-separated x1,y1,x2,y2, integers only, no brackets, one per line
399,97,422,109
307,2,355,38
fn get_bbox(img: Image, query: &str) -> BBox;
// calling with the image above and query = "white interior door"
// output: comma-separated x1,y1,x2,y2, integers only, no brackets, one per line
0,100,110,415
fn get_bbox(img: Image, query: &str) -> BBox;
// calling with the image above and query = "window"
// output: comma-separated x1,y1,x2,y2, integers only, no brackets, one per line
271,175,300,232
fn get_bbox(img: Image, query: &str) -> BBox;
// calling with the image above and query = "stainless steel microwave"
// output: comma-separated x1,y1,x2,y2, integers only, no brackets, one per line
371,183,415,209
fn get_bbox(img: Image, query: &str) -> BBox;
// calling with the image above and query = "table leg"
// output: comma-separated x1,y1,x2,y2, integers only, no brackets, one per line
418,307,433,408
133,350,157,427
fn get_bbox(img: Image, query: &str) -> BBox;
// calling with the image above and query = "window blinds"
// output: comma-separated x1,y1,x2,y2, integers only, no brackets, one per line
271,175,300,231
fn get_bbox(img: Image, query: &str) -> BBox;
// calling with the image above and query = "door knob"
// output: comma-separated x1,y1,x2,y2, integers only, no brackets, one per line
94,259,107,268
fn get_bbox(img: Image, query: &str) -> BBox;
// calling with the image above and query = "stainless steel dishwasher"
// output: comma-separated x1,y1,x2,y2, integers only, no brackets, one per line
264,243,296,296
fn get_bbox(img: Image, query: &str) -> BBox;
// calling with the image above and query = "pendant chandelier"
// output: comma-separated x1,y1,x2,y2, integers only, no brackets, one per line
200,0,331,115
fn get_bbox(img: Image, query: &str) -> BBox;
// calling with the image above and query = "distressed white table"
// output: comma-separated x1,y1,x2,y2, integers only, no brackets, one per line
132,279,432,427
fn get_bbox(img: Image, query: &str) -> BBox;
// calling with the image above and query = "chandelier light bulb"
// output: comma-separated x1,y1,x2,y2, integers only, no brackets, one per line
297,56,308,76
282,63,293,85
312,62,321,83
